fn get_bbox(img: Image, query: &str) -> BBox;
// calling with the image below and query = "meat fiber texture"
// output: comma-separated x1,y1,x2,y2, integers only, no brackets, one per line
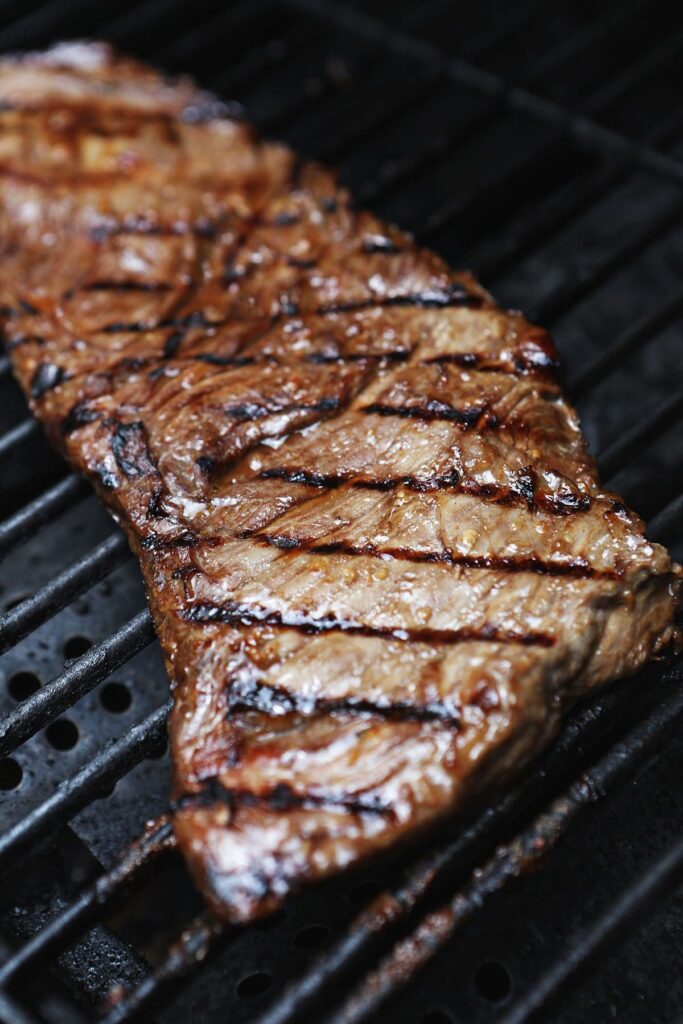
1,42,680,922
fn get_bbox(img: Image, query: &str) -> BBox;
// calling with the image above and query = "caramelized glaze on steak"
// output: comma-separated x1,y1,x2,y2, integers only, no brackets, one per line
2,43,680,921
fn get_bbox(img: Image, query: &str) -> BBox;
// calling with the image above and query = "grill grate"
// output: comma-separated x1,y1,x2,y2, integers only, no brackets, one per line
1,1,683,1022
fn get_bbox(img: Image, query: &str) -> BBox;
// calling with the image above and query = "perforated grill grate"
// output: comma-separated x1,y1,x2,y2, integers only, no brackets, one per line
0,2,682,1022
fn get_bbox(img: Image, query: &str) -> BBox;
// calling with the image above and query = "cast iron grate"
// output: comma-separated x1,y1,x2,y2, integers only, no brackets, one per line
0,1,682,1022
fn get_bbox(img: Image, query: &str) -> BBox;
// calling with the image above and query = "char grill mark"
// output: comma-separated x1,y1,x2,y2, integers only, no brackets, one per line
101,310,223,334
175,779,394,819
110,421,158,480
140,530,199,551
60,401,101,436
163,330,185,359
225,677,462,727
193,353,256,367
255,534,615,580
5,333,45,351
223,396,343,423
89,218,219,241
258,467,592,514
30,361,67,397
305,350,411,365
314,288,482,315
362,399,491,428
80,280,173,293
182,600,555,647
361,235,406,255
425,351,560,375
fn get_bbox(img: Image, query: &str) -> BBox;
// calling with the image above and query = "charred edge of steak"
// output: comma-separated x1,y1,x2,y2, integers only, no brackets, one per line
181,600,556,647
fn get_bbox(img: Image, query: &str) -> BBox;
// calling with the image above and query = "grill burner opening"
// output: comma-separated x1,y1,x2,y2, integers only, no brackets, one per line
0,1,682,1023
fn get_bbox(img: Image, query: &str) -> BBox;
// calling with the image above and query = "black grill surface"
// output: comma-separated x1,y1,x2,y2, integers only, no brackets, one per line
1,2,682,1023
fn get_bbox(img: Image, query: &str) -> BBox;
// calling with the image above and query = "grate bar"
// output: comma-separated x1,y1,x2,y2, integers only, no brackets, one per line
153,0,273,66
211,19,319,96
583,21,683,118
498,833,683,1024
0,476,88,559
356,95,501,205
475,160,629,282
0,702,169,873
567,291,683,397
318,67,440,164
597,388,683,481
98,914,225,1024
0,609,154,758
101,0,223,50
0,817,175,987
0,533,130,656
648,491,683,546
0,418,39,459
457,0,556,60
525,0,650,86
534,202,683,324
321,665,683,1024
419,129,569,240
287,0,683,186
0,990,42,1024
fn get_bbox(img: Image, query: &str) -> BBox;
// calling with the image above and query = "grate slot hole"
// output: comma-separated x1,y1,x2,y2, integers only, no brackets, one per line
474,960,513,1003
100,681,132,713
293,923,329,951
45,718,79,751
236,971,273,999
63,635,92,660
0,756,22,790
7,670,40,701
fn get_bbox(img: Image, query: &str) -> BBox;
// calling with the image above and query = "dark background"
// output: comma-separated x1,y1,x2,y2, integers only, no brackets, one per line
0,2,682,1023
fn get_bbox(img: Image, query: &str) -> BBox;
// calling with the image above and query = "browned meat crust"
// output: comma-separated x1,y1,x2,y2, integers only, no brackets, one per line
1,42,680,922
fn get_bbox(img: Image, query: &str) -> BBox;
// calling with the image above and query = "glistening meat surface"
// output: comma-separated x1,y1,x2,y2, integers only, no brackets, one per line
2,42,680,921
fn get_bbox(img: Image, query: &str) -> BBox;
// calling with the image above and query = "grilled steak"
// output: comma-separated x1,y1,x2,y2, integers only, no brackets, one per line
1,43,680,922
